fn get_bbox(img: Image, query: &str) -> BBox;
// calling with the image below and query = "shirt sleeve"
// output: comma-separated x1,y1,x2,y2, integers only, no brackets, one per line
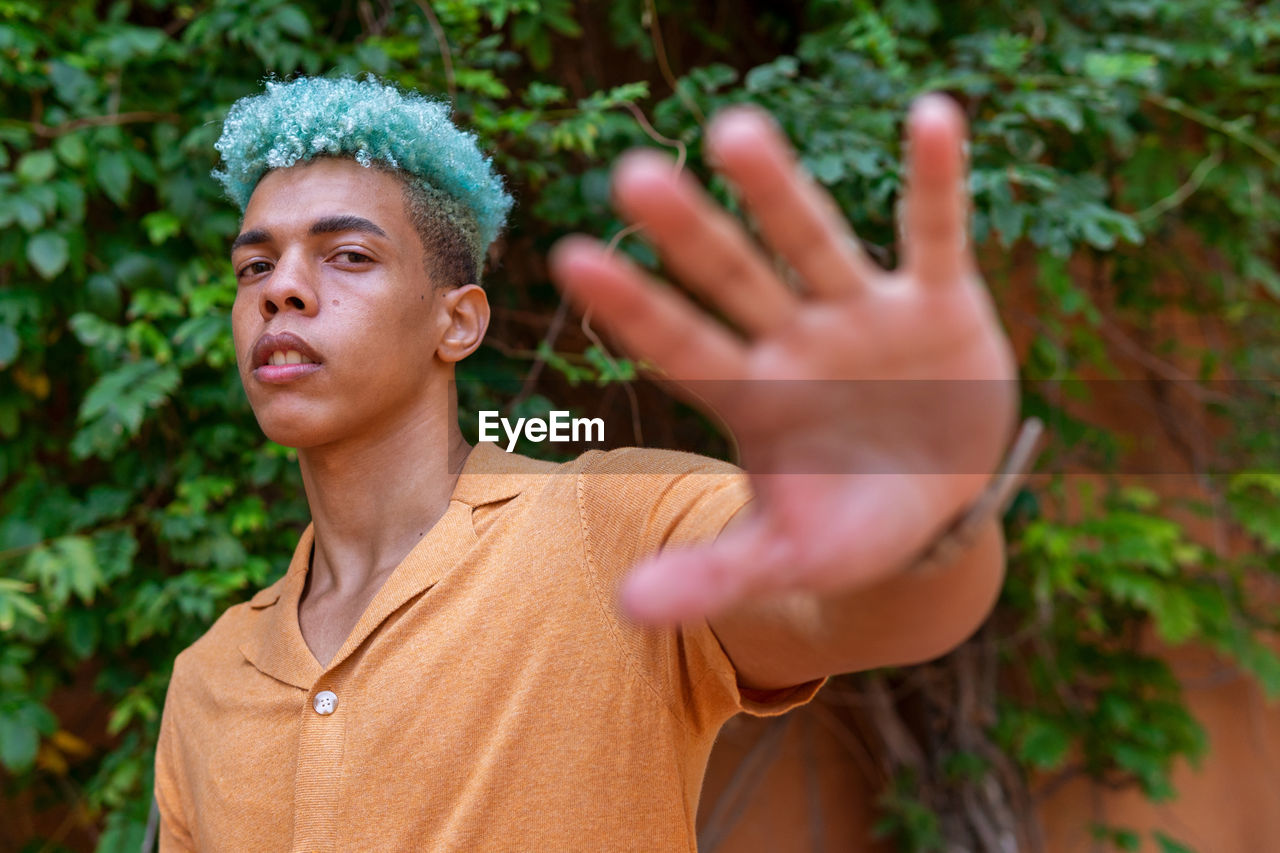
575,448,823,734
155,661,197,852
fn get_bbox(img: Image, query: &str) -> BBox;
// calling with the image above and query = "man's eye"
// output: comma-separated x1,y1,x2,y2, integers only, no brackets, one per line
339,251,372,264
238,261,272,278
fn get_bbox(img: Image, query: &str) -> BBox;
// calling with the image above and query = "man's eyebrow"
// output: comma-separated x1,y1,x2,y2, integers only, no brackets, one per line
230,216,390,253
231,228,271,252
308,215,389,239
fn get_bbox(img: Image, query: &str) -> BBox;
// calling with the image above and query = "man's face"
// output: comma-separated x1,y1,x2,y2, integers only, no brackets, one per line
230,158,451,449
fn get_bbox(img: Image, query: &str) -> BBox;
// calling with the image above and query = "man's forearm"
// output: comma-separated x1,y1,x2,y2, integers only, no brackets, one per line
709,521,1005,691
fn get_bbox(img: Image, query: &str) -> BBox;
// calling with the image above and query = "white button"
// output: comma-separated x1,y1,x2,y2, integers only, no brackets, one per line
313,690,338,715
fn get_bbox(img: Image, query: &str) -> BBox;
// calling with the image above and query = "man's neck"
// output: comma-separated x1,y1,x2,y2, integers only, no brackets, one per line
296,400,471,600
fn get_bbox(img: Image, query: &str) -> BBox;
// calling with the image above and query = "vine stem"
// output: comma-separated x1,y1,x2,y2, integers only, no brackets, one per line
617,100,687,173
1135,149,1223,223
505,299,571,414
3,112,181,138
414,0,456,102
643,0,706,126
579,307,644,445
1144,93,1280,169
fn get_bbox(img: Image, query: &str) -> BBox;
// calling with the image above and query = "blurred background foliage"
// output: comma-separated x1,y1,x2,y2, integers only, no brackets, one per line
1,0,1279,850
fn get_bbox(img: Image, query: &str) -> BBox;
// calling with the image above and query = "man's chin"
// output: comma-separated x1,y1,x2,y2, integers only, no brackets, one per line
254,415,345,451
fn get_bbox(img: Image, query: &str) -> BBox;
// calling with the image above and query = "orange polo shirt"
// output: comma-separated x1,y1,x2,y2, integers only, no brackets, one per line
154,444,821,851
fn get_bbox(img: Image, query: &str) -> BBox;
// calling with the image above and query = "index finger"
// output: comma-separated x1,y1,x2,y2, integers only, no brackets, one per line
901,94,974,287
706,106,880,299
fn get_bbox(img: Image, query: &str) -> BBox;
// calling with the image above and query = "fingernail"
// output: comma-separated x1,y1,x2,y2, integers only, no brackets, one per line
708,105,774,150
911,93,958,126
616,147,675,181
613,148,679,207
547,234,604,277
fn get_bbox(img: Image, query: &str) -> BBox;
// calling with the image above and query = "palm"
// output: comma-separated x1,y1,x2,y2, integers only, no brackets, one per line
550,96,1017,622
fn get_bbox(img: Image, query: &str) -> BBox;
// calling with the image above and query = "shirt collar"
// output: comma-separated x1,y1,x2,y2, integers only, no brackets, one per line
450,440,557,506
238,442,557,688
239,528,322,690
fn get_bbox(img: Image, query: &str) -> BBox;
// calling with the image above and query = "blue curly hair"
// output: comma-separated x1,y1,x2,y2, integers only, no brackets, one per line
213,75,513,281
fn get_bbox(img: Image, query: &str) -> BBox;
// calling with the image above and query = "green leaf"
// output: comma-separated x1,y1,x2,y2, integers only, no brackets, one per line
1154,832,1196,853
69,312,126,352
526,82,567,106
584,346,635,384
128,288,184,320
1018,717,1071,769
64,608,98,659
48,59,96,107
0,700,55,773
273,4,312,39
141,210,182,245
578,81,650,111
1091,825,1142,852
0,578,45,630
94,150,132,205
73,360,181,458
13,197,44,231
536,340,591,386
53,133,89,168
97,808,147,853
86,274,122,315
25,232,70,280
803,152,846,184
984,32,1032,74
16,149,56,184
1021,92,1084,133
26,536,104,607
745,55,799,92
1151,586,1199,645
53,180,87,223
455,68,510,98
1237,640,1280,699
1083,51,1158,85
93,529,139,582
60,537,103,604
0,324,19,368
0,714,39,772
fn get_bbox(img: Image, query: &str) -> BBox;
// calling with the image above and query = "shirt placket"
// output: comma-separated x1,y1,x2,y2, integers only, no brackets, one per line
292,673,347,852
270,502,479,850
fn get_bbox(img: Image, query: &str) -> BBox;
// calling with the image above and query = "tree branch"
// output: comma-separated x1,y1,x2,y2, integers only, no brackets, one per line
7,112,182,139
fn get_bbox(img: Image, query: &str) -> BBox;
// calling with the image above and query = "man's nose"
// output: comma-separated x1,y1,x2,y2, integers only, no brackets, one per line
260,253,318,319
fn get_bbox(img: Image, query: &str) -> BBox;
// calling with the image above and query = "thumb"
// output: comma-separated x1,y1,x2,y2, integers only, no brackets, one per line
620,518,792,624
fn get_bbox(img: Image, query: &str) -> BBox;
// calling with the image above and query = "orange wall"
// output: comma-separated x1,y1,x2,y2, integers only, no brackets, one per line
701,664,1280,852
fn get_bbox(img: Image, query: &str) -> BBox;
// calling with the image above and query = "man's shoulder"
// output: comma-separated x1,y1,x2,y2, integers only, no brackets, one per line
571,447,750,554
457,445,746,556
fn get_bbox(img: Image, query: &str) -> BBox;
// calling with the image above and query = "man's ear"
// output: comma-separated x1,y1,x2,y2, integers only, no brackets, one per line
436,284,490,363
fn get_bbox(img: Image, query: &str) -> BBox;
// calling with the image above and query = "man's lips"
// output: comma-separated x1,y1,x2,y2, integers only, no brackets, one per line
251,331,324,383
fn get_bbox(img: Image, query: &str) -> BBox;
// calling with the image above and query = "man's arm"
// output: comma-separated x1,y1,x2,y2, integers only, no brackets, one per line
709,514,1003,690
155,675,196,852
549,95,1018,683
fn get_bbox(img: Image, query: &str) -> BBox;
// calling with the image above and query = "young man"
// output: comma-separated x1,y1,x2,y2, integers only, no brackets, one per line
155,76,1020,850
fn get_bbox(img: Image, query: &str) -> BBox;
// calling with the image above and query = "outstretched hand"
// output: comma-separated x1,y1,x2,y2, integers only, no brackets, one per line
549,95,1017,625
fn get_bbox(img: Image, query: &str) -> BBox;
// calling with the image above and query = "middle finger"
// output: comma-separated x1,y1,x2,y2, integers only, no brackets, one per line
611,149,800,338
